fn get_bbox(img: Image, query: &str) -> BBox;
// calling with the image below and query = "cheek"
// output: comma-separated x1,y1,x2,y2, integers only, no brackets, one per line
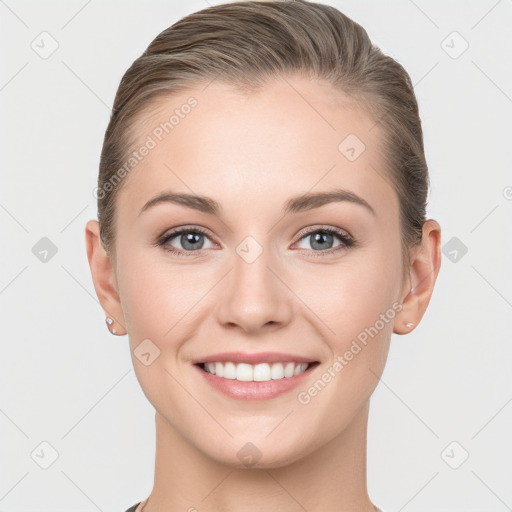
116,257,166,340
292,246,401,350
114,247,207,409
115,243,221,353
291,248,400,432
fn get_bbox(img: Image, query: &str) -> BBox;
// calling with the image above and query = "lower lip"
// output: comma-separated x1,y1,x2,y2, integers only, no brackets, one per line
193,363,319,400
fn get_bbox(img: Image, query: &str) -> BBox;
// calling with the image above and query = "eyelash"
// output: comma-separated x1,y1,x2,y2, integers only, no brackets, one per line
295,225,355,258
156,225,355,258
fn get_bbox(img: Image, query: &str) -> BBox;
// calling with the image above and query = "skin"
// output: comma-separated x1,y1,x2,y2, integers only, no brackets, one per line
85,74,441,512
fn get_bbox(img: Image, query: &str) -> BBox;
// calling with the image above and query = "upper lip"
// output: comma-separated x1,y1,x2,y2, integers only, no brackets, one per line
192,351,318,365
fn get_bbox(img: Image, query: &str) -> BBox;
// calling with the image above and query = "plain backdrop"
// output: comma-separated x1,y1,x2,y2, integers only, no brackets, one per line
0,1,511,511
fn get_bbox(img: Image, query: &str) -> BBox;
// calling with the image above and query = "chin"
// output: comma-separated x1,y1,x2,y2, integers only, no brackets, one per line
199,433,313,470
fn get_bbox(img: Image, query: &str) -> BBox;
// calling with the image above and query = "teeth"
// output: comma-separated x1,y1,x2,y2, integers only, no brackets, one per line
202,361,309,381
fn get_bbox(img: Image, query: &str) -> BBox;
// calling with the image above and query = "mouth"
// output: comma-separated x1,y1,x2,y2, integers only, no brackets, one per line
195,360,320,382
193,358,321,401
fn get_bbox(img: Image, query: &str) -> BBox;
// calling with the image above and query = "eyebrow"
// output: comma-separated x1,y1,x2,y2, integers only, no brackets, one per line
138,188,376,217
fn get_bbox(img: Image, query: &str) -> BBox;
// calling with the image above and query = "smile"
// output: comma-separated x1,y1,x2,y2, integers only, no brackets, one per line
200,361,313,382
194,360,320,400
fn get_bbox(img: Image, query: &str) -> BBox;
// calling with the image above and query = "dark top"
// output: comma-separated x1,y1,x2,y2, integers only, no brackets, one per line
125,501,384,511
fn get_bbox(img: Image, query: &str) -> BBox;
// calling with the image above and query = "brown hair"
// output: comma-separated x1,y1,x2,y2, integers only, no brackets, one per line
97,0,429,270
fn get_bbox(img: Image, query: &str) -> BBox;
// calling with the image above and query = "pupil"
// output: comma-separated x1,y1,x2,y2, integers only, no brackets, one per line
182,232,203,250
312,231,332,250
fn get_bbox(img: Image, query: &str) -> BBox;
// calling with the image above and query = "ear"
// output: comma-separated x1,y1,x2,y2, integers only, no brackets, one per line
394,219,442,335
85,219,127,335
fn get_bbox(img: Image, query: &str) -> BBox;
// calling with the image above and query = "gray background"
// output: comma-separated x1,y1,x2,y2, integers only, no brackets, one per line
1,1,511,511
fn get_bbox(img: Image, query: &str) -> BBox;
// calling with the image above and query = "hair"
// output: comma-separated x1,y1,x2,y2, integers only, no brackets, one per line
97,0,429,274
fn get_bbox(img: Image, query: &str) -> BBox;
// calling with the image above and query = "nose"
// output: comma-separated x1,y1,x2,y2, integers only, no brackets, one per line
215,241,294,334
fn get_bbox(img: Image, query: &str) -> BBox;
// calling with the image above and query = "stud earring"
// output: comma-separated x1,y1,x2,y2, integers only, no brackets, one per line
405,322,414,328
105,317,117,335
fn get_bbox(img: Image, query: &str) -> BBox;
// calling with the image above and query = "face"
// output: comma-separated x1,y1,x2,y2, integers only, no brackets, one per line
108,75,408,467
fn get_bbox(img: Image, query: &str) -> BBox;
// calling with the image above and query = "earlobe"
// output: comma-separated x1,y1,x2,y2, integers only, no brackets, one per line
393,219,442,335
85,220,127,336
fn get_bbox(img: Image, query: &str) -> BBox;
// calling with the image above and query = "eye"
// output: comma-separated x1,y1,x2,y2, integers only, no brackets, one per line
157,226,217,256
156,225,355,258
293,226,355,257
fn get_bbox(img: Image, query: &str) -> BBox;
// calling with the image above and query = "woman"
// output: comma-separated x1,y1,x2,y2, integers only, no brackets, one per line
85,1,441,510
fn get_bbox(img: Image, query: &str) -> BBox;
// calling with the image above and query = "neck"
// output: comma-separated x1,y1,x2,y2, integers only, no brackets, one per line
143,400,376,512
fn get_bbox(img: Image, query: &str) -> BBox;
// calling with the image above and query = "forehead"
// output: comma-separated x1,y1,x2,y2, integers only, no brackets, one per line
117,75,396,221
